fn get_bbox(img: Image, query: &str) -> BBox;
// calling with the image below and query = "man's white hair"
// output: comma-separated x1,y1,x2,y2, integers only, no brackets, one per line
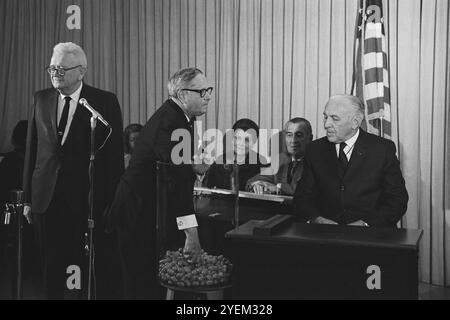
167,68,203,98
328,94,365,118
52,42,87,68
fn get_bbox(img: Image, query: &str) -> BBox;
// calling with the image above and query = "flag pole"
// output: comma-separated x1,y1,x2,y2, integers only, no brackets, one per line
351,0,363,95
379,116,384,137
361,0,369,130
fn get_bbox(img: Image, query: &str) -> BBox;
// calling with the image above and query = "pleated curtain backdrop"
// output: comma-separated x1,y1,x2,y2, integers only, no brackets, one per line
0,0,449,286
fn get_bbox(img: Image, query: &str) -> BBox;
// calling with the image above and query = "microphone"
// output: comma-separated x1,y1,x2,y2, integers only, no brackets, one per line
79,98,111,127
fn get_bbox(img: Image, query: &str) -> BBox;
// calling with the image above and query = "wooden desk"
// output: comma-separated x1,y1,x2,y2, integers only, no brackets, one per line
225,220,423,299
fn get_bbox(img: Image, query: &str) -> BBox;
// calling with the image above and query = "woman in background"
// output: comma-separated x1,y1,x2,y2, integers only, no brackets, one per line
205,118,267,191
123,123,143,168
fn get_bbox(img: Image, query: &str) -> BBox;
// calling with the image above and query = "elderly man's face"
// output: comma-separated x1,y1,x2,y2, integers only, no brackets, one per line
49,52,84,95
323,99,359,144
182,74,212,117
285,122,311,158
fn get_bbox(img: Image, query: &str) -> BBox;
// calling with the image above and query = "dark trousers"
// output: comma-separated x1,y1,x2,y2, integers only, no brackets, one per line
117,226,159,300
33,197,122,300
33,194,86,300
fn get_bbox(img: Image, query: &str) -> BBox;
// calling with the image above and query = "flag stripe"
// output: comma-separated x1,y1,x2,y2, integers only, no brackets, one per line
368,118,392,136
353,0,391,138
366,102,391,122
363,52,388,69
364,67,383,84
364,82,384,100
365,23,383,39
364,38,383,54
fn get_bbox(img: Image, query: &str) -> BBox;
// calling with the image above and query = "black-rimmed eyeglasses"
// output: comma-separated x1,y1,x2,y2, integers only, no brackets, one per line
46,65,82,76
182,87,213,98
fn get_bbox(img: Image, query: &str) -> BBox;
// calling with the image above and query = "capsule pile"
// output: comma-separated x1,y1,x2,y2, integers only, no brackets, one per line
159,249,232,288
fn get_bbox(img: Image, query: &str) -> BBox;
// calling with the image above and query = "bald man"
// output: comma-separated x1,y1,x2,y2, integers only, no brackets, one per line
294,95,408,227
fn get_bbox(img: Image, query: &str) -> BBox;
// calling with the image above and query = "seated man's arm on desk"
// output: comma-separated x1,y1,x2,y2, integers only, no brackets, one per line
293,153,322,223
246,174,275,191
364,140,409,227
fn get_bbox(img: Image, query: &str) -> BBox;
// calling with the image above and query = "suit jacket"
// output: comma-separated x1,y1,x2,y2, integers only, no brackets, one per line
294,129,408,227
246,152,304,195
108,99,196,242
23,84,124,225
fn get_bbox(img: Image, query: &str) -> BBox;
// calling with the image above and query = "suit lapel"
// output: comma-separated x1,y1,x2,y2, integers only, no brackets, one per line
322,140,342,180
66,84,92,144
280,153,291,182
47,90,59,143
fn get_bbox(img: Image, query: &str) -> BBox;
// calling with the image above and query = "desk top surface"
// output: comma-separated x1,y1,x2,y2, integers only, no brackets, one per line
226,220,423,250
194,187,293,203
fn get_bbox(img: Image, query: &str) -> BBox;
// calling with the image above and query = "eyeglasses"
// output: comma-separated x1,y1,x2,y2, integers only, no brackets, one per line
46,65,81,76
182,87,213,98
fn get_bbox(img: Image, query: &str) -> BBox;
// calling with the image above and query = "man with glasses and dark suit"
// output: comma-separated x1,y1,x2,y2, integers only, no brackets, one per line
108,67,213,299
23,42,124,299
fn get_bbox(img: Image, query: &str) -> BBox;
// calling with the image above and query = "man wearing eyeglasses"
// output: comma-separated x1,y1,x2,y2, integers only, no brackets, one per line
107,67,213,299
23,42,124,299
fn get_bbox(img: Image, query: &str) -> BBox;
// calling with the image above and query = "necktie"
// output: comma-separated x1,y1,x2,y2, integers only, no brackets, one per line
58,96,71,144
287,160,299,184
339,142,348,170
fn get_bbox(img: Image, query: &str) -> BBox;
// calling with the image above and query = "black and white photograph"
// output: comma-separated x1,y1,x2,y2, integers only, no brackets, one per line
0,0,449,303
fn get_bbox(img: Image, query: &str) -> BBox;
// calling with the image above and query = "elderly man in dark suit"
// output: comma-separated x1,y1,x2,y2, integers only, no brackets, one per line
294,94,408,227
247,117,313,196
23,42,124,299
108,67,213,299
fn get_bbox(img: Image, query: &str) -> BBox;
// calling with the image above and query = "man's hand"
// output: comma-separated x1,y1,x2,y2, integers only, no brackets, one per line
23,205,32,224
310,216,338,225
251,181,278,195
192,163,210,175
183,227,202,257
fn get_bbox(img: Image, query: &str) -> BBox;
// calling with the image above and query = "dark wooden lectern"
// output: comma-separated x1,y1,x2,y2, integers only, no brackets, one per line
226,220,423,299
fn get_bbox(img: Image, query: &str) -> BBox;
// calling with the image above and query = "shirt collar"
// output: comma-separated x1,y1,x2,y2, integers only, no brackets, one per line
343,128,359,149
59,82,83,103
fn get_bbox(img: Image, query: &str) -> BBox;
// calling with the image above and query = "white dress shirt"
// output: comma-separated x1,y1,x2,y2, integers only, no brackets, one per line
57,82,83,145
335,129,359,161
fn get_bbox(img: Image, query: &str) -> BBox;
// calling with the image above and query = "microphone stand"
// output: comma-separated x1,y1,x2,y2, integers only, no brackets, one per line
86,116,97,300
3,190,24,300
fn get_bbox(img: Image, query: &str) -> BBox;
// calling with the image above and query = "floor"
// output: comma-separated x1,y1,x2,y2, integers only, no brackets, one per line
2,269,450,300
418,282,450,300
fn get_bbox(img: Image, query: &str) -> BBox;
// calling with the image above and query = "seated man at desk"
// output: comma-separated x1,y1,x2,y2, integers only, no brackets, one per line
246,118,313,195
294,95,408,227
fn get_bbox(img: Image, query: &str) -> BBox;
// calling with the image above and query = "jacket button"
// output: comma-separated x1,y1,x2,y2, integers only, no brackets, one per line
340,185,345,191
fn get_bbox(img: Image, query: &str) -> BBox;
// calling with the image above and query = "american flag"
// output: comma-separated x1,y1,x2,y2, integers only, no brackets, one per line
352,0,391,138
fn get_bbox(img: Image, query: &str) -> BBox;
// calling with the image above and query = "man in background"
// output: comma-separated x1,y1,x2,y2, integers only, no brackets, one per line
247,117,313,196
